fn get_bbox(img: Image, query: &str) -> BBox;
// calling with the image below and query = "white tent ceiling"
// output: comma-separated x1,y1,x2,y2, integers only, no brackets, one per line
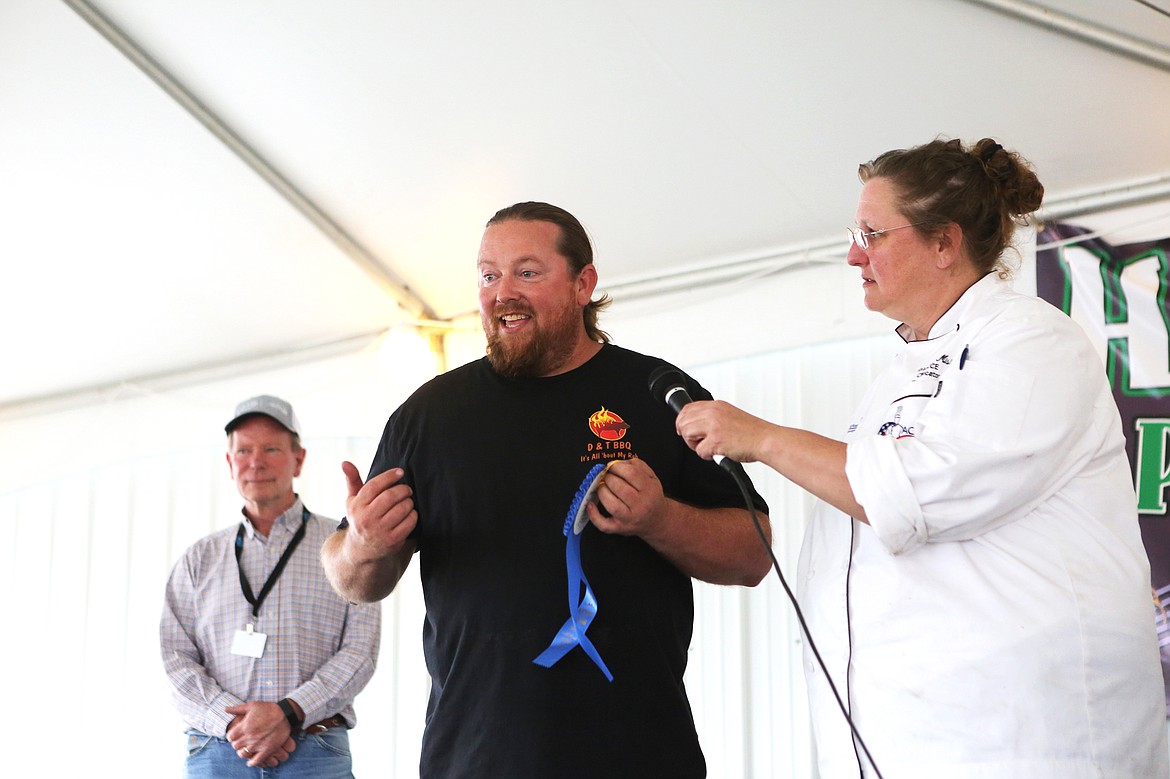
3,0,1170,413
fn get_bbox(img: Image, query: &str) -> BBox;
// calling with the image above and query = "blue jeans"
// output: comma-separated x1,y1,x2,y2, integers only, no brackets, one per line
183,728,354,779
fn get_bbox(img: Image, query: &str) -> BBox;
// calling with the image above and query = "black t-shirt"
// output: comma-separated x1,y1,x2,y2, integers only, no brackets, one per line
368,344,767,779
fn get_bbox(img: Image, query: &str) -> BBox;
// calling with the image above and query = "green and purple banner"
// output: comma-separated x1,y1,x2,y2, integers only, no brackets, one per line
1036,222,1170,712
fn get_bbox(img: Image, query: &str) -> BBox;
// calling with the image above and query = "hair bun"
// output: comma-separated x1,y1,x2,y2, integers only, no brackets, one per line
980,142,1003,164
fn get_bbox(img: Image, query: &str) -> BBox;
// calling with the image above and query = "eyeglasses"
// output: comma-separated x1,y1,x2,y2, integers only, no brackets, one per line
846,222,928,250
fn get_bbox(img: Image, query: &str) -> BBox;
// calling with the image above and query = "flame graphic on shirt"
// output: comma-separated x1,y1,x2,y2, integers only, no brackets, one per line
589,407,629,441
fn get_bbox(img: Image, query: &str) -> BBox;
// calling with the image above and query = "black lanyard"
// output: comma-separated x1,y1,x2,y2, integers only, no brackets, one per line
235,506,309,619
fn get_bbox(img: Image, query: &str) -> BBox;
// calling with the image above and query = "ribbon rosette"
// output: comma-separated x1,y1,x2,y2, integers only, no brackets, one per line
532,462,614,682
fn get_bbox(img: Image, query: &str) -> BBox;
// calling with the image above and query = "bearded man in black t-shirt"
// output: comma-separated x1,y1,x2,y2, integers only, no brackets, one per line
322,201,771,779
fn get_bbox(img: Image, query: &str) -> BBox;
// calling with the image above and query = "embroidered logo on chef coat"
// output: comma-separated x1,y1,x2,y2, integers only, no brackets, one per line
915,353,953,381
878,405,916,439
878,350,959,439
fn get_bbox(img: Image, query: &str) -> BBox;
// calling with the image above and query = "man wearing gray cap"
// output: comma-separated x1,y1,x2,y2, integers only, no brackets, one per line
161,395,381,778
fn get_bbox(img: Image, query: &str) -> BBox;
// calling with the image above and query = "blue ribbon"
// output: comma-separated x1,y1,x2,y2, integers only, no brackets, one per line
533,464,614,682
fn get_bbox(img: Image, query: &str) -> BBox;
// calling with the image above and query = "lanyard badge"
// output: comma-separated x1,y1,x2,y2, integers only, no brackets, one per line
229,507,309,659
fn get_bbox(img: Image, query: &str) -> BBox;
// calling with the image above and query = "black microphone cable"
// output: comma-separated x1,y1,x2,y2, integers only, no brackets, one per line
719,460,885,779
649,365,884,779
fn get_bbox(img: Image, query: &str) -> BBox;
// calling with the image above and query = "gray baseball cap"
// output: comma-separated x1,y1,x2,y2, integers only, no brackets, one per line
225,394,301,435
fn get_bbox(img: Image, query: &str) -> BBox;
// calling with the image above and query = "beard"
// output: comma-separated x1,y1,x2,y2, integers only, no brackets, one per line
483,300,582,378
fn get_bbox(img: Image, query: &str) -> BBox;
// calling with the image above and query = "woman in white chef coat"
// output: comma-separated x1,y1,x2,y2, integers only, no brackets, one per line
676,137,1167,779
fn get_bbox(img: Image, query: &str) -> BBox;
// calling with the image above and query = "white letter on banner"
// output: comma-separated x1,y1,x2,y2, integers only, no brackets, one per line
1062,246,1170,392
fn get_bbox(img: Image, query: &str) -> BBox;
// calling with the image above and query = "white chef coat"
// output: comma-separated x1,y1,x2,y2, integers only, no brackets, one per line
798,273,1168,779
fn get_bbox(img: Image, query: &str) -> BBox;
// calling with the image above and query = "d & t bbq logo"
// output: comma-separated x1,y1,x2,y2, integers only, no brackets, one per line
588,407,629,441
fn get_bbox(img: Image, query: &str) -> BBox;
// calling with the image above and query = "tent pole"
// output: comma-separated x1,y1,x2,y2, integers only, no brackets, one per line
959,0,1170,74
597,174,1170,303
60,0,439,321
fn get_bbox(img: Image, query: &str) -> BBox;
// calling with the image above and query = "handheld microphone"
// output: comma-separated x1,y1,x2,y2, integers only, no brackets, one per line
647,365,744,477
648,365,695,415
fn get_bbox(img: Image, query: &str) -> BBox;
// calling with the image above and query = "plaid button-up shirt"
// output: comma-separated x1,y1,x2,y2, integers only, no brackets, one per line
161,498,381,736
